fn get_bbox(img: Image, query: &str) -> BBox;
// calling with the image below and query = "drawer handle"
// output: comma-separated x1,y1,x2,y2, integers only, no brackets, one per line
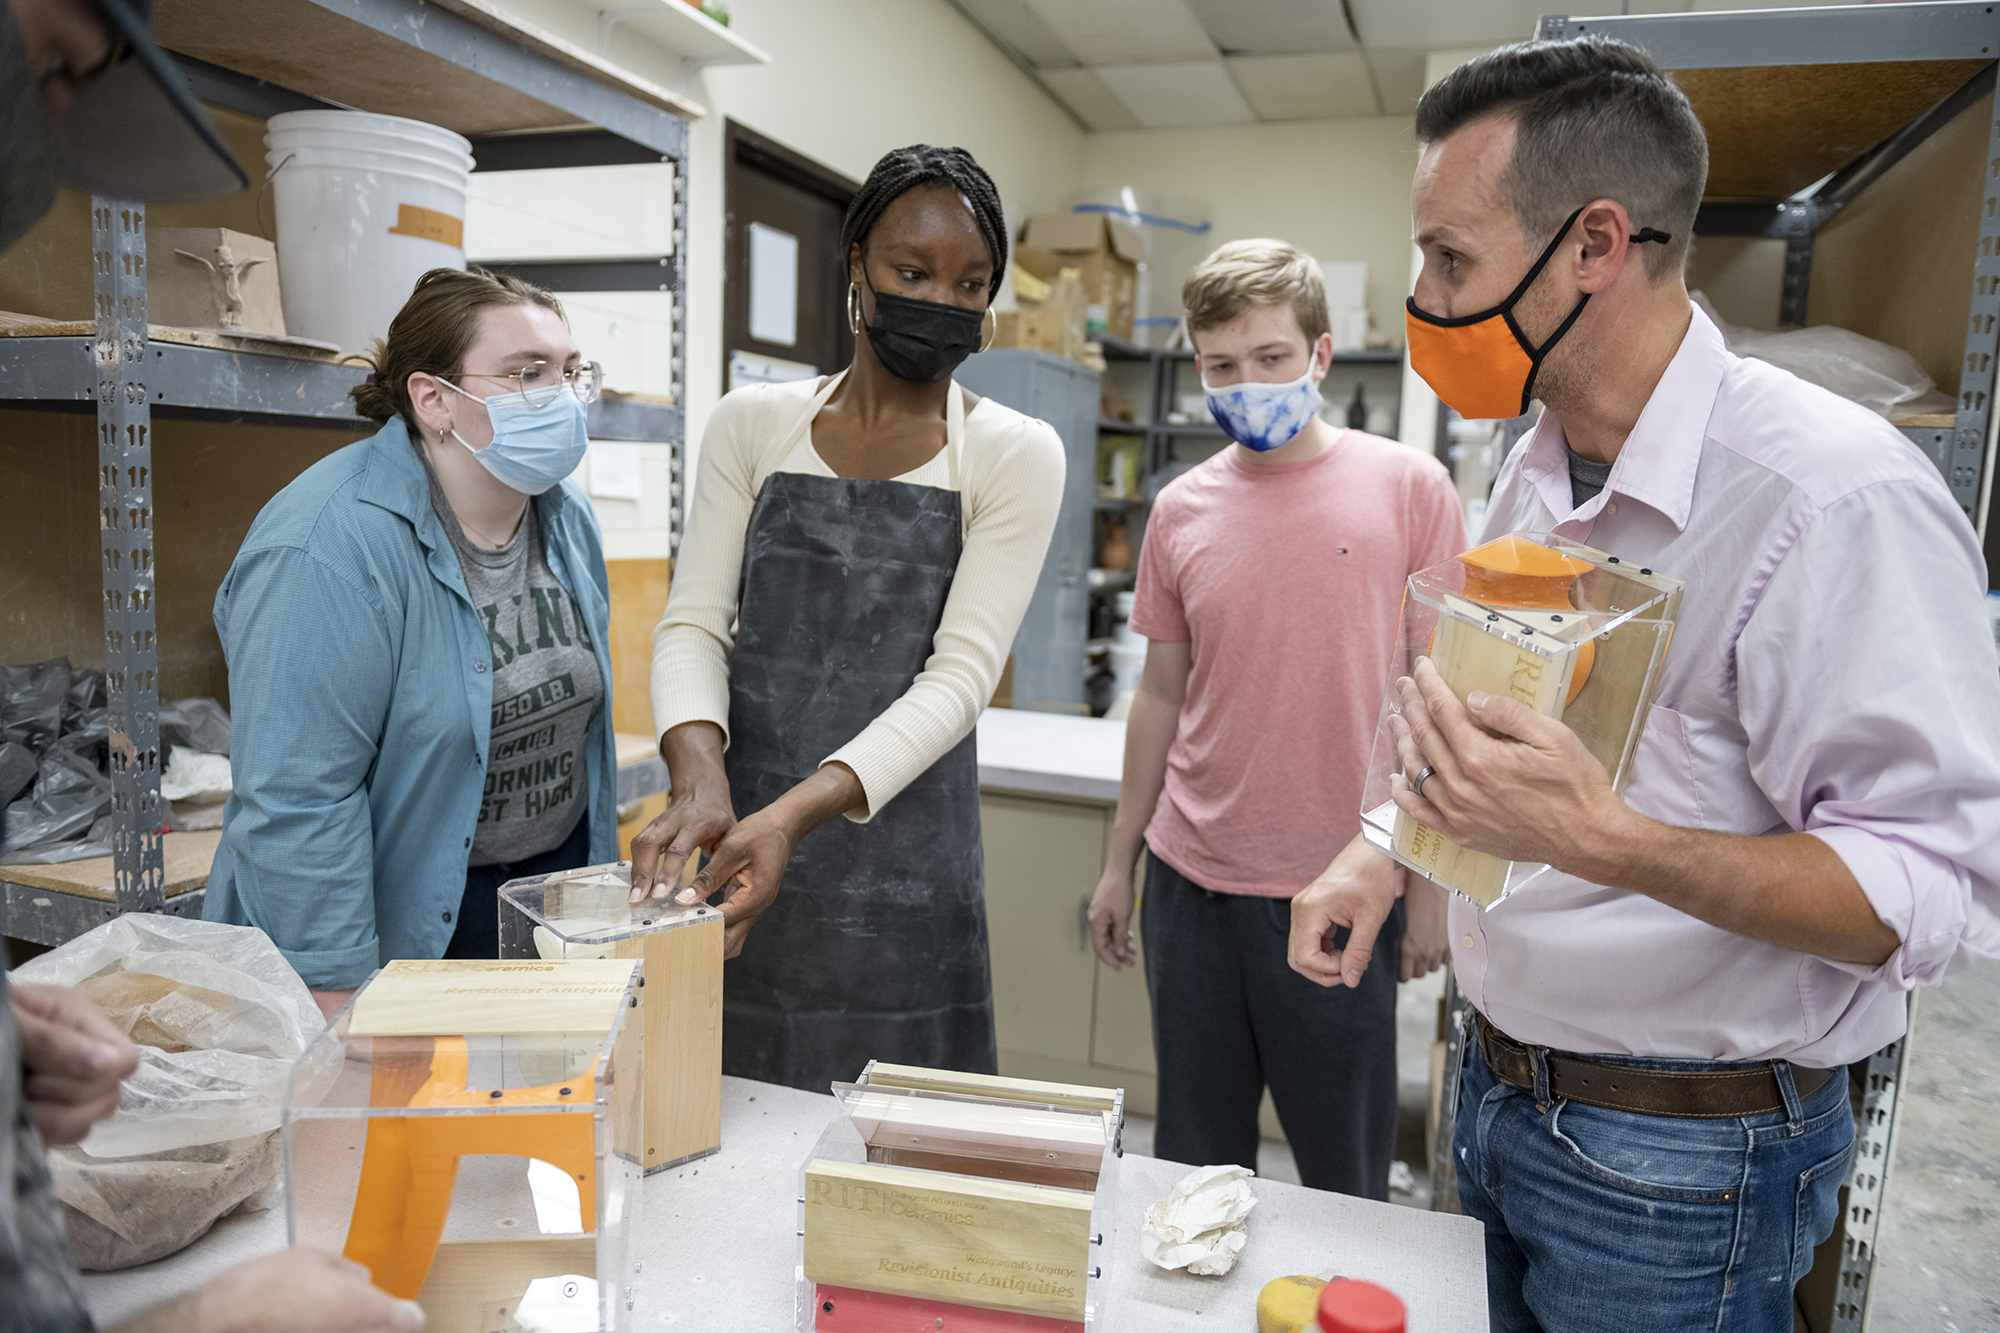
1078,893,1091,952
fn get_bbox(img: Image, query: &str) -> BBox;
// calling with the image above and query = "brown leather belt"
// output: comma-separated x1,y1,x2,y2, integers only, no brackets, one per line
1478,1019,1838,1120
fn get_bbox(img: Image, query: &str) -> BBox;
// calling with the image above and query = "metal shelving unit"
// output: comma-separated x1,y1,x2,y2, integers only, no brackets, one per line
1098,336,1403,488
0,0,696,945
1422,10,1998,1330
1539,1,2000,538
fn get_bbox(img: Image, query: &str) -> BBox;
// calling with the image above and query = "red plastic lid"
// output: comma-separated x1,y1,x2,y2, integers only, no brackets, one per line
1317,1277,1406,1333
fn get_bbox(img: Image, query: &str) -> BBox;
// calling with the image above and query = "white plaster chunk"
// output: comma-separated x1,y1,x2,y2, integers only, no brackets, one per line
1140,1163,1258,1276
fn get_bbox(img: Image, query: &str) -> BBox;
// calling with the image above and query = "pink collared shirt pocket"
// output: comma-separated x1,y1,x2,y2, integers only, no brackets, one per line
1621,703,1704,830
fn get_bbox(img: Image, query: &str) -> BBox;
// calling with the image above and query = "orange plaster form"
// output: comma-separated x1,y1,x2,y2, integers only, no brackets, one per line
1454,533,1596,705
343,1036,601,1299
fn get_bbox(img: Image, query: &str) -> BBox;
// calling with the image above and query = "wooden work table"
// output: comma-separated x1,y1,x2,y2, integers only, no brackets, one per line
77,1075,1488,1330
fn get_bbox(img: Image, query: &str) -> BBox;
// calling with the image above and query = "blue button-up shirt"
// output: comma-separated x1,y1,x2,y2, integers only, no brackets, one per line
203,419,617,988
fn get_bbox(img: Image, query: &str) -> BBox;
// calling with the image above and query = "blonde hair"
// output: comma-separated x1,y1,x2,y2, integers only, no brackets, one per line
1182,239,1329,346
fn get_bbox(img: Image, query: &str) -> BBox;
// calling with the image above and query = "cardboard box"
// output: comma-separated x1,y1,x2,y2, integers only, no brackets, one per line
991,308,1066,356
146,228,285,335
1017,213,1144,343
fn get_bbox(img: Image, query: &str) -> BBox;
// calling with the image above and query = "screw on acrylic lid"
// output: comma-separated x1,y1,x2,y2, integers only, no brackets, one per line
1316,1277,1406,1333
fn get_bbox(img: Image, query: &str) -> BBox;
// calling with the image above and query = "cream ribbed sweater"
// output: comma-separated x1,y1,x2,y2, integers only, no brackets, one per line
650,377,1065,820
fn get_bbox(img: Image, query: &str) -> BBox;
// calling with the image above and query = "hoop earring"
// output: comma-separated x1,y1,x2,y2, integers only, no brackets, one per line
978,305,996,354
847,282,862,336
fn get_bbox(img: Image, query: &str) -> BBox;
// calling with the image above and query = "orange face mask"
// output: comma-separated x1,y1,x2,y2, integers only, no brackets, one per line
1404,207,1671,420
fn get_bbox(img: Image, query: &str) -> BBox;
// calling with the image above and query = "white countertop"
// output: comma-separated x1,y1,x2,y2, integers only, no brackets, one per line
976,707,1126,803
80,1075,1485,1331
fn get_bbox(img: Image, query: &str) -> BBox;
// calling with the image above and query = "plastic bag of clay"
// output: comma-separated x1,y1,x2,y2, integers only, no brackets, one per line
158,696,232,760
13,915,335,1269
14,914,333,1157
1692,291,1956,420
0,740,36,808
0,657,71,751
46,1131,282,1270
3,746,112,862
62,667,106,734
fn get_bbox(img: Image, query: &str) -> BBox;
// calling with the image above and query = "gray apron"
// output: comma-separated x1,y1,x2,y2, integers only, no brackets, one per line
721,376,996,1092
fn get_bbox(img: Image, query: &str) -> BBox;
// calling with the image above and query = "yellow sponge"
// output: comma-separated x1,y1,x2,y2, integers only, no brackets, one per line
1256,1274,1329,1333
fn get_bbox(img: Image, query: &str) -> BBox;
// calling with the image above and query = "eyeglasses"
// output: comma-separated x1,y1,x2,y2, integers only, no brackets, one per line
453,360,604,407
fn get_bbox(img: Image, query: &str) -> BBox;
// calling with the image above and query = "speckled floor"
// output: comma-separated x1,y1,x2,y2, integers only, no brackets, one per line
1865,961,2000,1331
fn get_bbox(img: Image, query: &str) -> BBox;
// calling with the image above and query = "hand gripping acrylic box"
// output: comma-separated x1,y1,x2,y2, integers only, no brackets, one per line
283,959,644,1333
497,859,724,1174
797,1063,1125,1333
1360,533,1684,907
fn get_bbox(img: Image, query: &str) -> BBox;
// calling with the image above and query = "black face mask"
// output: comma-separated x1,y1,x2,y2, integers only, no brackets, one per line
859,275,987,384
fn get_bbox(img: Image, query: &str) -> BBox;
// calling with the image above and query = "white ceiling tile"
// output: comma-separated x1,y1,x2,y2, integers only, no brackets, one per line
1096,60,1256,129
1346,0,1547,51
950,0,1078,67
1037,66,1145,131
1225,53,1378,121
1364,46,1432,116
1185,0,1353,55
1423,46,1496,90
1022,0,1217,66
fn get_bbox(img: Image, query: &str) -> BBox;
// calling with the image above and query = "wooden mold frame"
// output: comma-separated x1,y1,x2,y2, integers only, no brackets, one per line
497,861,724,1174
285,960,645,1333
1360,534,1685,907
797,1074,1124,1330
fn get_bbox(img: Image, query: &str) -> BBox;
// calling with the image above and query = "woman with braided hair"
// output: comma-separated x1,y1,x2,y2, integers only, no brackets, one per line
634,144,1064,1090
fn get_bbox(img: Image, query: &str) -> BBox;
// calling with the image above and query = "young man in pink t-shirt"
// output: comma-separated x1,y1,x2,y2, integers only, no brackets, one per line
1087,240,1466,1198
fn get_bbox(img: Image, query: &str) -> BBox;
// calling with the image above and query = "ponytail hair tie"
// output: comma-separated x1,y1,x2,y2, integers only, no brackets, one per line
366,372,379,384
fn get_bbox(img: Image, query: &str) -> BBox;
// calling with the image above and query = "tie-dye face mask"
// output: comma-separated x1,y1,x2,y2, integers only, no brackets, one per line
1202,365,1325,453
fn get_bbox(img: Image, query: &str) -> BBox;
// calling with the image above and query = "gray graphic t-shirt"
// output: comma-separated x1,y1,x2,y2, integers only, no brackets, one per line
423,457,603,865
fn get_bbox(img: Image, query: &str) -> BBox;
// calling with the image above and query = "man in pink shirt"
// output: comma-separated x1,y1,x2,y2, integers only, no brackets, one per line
1087,240,1465,1199
1290,38,2000,1331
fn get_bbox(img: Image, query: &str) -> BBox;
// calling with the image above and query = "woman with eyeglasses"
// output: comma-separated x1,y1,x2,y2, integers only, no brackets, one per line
203,266,617,1019
634,145,1065,1091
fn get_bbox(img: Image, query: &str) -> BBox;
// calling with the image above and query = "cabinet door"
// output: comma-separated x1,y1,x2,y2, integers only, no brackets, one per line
982,793,1105,1071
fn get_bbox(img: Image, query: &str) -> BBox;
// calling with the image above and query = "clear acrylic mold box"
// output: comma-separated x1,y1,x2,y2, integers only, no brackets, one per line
282,958,644,1333
498,859,724,1173
796,1063,1125,1332
1360,533,1683,907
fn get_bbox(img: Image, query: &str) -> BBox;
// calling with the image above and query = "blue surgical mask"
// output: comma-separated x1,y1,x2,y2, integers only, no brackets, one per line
1203,365,1325,453
442,380,589,495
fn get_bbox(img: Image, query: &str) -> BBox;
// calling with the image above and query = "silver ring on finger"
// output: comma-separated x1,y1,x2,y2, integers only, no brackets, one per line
1413,765,1436,799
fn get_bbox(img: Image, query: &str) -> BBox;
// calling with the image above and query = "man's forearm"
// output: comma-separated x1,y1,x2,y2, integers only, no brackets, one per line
1570,802,1899,966
1105,688,1177,872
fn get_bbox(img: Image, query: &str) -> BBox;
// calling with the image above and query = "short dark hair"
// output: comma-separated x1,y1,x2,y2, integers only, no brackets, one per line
840,145,1008,301
1415,37,1707,282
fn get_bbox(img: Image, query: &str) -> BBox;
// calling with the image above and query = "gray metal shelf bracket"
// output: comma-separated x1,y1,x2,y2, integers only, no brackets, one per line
1430,967,1469,1216
1834,996,1916,1331
92,196,166,918
670,154,687,550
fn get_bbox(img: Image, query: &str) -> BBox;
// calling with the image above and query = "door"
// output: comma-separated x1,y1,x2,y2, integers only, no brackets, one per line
722,122,857,393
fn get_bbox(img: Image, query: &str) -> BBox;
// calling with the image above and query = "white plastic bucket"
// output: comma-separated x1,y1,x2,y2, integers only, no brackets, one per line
265,110,474,355
1110,641,1145,697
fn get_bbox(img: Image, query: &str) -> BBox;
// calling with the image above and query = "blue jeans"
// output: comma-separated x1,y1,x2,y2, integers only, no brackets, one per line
1455,1019,1852,1332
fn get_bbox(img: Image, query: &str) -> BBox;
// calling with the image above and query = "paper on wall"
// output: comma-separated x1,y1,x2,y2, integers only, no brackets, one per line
586,441,643,501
